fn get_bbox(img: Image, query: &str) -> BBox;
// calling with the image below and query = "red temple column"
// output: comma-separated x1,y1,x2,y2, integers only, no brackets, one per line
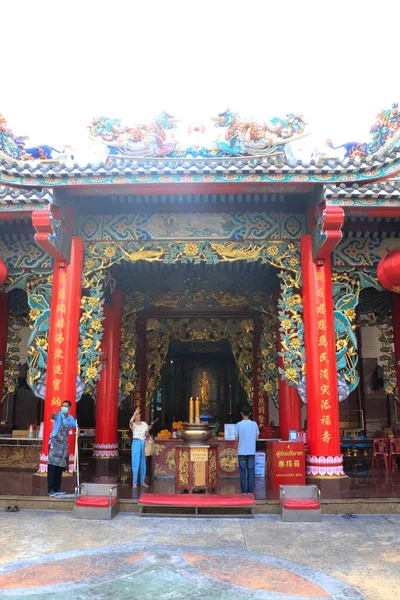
38,237,84,473
0,293,8,418
391,293,400,400
93,289,122,458
63,238,85,465
277,295,302,440
300,234,345,486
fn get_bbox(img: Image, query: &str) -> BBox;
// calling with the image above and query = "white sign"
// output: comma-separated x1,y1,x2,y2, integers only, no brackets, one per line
224,424,237,441
255,452,266,478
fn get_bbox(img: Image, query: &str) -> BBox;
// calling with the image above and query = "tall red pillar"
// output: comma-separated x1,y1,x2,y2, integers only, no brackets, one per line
93,289,122,458
391,293,400,400
64,238,85,465
277,308,302,439
0,293,8,419
300,234,345,483
38,237,84,473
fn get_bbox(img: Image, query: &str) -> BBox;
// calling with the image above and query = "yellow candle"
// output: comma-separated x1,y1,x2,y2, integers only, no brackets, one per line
189,397,194,423
195,397,200,423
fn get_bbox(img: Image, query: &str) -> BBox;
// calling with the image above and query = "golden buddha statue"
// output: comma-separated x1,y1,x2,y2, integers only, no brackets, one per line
199,371,209,410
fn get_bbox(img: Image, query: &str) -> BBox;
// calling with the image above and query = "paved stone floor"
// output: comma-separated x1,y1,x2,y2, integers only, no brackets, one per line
0,512,399,599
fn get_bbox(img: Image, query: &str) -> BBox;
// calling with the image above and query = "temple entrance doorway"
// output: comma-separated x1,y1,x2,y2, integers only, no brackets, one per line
152,339,247,434
112,259,282,434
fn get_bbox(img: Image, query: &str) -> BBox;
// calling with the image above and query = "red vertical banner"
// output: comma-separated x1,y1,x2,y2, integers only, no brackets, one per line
0,293,8,418
63,238,84,466
39,237,84,473
276,291,302,440
300,234,344,478
39,261,62,472
63,238,84,411
253,318,264,427
391,293,400,400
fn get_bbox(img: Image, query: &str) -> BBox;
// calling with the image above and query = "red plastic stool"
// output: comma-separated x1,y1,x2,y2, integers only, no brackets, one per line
372,438,389,471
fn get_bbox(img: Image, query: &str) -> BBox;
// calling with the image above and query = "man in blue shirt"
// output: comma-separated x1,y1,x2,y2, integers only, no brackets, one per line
47,400,77,497
236,405,259,494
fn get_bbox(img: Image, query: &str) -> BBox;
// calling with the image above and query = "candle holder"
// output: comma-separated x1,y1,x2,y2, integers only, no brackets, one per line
189,396,194,424
181,396,212,445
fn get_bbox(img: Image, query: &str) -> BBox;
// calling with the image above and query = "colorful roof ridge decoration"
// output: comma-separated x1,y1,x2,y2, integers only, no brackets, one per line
0,104,399,188
326,103,400,158
88,109,309,159
0,114,69,162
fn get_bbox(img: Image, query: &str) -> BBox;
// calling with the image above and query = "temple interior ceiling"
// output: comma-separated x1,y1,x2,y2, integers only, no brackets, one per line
111,260,279,295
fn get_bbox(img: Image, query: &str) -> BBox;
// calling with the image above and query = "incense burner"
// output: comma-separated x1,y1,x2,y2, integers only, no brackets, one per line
181,422,212,446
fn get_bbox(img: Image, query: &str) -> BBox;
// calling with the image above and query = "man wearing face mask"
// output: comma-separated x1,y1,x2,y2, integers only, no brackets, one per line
47,400,77,497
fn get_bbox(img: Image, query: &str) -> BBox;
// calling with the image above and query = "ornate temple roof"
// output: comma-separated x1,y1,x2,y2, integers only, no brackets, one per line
324,178,400,216
325,179,400,200
1,149,399,188
0,104,399,189
0,185,51,209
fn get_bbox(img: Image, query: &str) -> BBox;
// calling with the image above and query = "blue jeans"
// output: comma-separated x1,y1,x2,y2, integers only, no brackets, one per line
131,439,146,485
238,455,255,493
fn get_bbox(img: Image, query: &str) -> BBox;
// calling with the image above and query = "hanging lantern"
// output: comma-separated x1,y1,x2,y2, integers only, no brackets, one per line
377,249,400,293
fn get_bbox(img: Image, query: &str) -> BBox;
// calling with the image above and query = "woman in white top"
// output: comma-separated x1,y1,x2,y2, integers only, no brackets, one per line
129,408,149,488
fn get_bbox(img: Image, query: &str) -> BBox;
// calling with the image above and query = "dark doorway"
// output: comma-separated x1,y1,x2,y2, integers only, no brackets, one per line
152,339,247,432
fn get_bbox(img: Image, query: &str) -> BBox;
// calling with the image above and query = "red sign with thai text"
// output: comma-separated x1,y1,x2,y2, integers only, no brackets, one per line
267,441,306,492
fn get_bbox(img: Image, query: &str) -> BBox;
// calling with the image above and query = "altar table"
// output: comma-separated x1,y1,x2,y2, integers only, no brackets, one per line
153,438,277,479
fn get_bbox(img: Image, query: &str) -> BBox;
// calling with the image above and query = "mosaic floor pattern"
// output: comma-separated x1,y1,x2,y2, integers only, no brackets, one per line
0,544,365,600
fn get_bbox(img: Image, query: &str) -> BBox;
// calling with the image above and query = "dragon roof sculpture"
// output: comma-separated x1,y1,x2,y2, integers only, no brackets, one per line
88,109,309,159
0,114,65,161
212,109,308,156
88,112,179,158
326,103,400,159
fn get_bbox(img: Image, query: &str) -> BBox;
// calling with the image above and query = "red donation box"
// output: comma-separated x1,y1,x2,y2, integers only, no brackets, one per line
267,441,305,492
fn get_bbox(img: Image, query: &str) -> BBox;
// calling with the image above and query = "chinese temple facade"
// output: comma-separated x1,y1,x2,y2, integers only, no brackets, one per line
1,105,400,495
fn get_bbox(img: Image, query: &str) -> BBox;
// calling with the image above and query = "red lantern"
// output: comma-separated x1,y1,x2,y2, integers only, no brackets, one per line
377,249,400,293
0,258,7,286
